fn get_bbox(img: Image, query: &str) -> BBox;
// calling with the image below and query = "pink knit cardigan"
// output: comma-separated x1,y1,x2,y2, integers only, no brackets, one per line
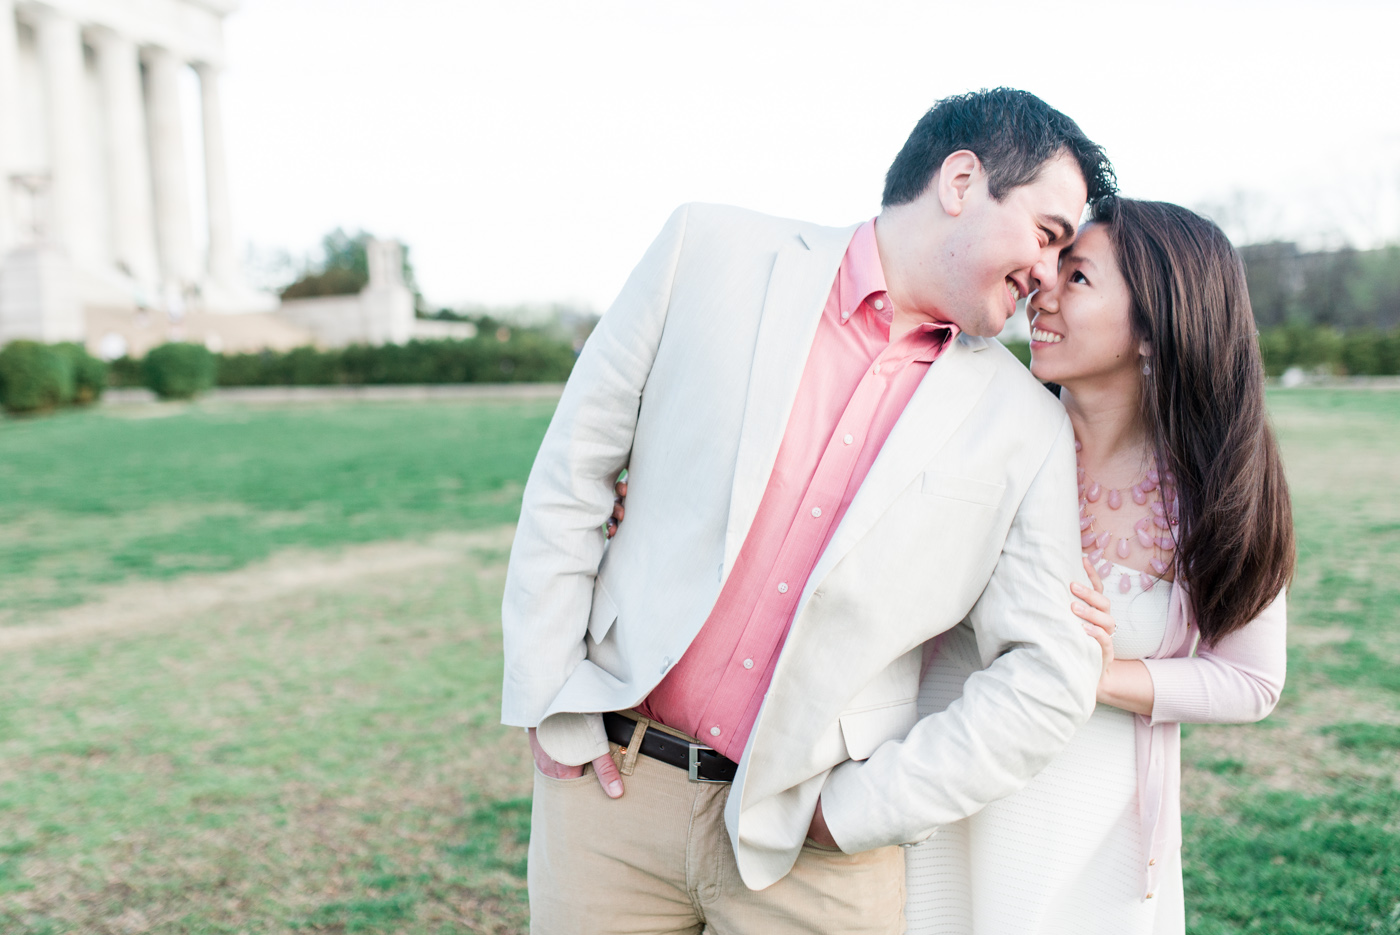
1135,582,1288,898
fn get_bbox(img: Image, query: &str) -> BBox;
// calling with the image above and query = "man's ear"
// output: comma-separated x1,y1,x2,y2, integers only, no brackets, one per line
937,150,981,218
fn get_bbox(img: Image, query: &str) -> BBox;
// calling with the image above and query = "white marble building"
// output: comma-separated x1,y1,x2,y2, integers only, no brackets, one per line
0,0,269,350
0,0,482,358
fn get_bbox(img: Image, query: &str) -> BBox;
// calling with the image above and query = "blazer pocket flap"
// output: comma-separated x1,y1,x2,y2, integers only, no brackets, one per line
839,700,919,762
587,580,618,644
921,471,1005,506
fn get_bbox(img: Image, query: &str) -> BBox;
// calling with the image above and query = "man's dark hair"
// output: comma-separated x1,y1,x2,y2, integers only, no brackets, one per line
882,88,1116,208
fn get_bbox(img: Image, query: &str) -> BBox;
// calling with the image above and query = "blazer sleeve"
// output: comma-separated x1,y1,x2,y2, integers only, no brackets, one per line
1141,588,1287,726
499,205,690,735
820,413,1102,852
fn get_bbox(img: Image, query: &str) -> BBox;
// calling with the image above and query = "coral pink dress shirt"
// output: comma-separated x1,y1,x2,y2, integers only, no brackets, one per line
638,219,958,760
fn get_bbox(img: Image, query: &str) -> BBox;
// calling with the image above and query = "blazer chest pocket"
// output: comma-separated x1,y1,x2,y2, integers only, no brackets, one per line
921,471,1005,507
587,579,618,644
839,700,919,761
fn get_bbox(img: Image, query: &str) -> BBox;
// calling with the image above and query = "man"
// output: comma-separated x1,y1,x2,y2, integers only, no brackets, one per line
502,88,1116,934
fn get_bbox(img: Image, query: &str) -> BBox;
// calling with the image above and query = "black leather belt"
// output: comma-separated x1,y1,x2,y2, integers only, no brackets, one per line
603,711,739,783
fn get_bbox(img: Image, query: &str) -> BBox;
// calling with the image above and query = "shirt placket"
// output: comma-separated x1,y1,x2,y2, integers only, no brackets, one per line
695,338,908,747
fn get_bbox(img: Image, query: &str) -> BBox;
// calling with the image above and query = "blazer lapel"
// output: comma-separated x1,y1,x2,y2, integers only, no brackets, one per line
722,224,858,577
795,333,996,611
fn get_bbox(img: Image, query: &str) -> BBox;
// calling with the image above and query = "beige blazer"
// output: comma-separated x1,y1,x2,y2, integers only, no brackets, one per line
501,203,1101,890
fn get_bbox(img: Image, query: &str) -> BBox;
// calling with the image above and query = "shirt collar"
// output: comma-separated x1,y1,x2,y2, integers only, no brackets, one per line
838,217,961,360
838,218,888,325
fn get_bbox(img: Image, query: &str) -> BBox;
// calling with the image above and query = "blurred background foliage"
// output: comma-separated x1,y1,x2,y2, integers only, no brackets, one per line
999,238,1400,378
279,227,427,311
6,233,1400,414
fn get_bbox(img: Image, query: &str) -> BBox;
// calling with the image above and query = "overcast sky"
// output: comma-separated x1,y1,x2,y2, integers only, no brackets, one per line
217,0,1400,310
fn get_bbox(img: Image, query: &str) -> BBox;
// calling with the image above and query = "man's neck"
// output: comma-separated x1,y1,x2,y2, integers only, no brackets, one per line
873,211,953,342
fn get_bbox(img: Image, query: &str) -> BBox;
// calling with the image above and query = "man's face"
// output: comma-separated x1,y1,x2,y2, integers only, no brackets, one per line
921,154,1088,337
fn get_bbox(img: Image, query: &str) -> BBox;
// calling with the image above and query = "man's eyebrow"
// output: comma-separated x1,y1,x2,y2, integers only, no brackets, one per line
1042,215,1076,243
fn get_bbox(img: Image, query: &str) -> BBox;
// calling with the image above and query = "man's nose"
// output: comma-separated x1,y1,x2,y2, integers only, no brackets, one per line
1030,251,1059,294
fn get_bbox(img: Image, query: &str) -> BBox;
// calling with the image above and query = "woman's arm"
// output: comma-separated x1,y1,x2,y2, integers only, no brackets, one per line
1073,580,1287,723
1140,588,1287,726
1095,659,1154,716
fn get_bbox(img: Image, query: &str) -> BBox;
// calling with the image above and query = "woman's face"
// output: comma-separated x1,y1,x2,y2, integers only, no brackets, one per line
1027,222,1143,388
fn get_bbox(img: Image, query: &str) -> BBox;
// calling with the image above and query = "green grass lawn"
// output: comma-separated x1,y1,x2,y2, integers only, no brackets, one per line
0,391,1395,933
0,398,557,622
1180,390,1400,935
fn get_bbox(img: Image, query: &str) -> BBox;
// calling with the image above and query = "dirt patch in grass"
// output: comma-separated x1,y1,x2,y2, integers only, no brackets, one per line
0,526,534,933
0,525,516,651
1183,679,1400,817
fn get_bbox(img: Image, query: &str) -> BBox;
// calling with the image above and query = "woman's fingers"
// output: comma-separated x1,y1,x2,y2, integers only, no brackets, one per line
1082,555,1105,593
1083,621,1113,667
1070,581,1112,614
1072,599,1116,634
605,480,627,538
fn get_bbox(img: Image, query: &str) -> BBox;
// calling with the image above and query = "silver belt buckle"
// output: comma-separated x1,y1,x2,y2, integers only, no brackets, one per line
688,743,725,782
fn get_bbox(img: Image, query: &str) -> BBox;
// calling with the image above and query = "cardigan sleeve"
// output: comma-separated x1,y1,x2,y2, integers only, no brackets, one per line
1141,588,1287,726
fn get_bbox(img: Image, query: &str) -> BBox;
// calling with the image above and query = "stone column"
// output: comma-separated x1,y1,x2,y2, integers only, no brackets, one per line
144,45,197,288
0,0,19,250
33,5,99,266
92,29,159,289
196,62,237,290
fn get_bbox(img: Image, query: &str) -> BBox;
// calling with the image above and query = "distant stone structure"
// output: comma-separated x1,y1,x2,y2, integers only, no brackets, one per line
279,239,476,348
0,1,463,358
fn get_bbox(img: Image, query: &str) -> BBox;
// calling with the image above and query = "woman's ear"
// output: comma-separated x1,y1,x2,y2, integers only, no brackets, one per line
1138,340,1153,358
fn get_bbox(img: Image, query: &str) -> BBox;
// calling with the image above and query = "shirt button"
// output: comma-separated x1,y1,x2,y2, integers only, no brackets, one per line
872,363,881,375
777,582,789,594
841,310,851,321
843,434,854,445
1148,858,1156,866
873,298,884,311
811,507,822,518
743,658,754,669
710,726,721,737
1145,893,1154,899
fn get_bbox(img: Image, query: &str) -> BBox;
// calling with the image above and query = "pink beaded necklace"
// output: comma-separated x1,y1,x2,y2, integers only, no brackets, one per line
1075,439,1179,593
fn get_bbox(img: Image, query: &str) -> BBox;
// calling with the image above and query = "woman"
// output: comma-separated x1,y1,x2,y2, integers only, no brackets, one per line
903,197,1294,934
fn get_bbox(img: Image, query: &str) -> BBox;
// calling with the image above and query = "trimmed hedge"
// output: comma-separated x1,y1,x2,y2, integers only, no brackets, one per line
53,342,108,404
215,333,576,387
1258,325,1400,377
142,342,217,400
0,340,72,413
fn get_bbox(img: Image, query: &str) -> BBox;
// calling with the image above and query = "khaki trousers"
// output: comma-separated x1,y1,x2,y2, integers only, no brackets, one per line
528,740,905,935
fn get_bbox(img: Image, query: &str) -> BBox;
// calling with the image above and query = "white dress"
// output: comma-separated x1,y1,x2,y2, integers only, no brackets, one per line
904,563,1185,935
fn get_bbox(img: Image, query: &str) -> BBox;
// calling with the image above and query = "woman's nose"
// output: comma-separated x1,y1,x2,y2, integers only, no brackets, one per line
1030,285,1059,316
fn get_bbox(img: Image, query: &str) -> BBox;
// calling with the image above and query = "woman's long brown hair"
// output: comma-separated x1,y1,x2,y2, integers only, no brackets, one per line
1091,197,1295,645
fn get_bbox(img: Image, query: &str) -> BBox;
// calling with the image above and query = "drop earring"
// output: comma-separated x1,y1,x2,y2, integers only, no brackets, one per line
1142,360,1151,376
